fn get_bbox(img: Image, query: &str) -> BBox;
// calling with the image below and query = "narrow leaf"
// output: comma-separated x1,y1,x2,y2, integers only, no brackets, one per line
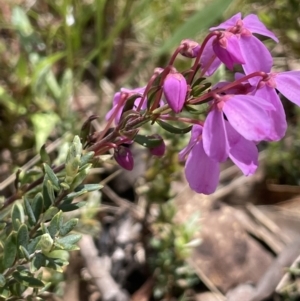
40,144,51,165
48,211,63,238
31,193,43,221
43,163,60,191
17,224,29,250
56,234,82,246
19,245,30,261
134,134,163,148
58,201,86,212
13,271,44,288
3,232,17,269
24,197,36,226
11,202,24,230
156,119,192,134
59,218,78,236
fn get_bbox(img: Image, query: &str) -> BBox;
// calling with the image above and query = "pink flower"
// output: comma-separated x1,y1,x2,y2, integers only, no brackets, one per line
106,87,147,125
201,13,278,80
149,135,166,157
211,13,278,81
114,146,134,170
179,125,220,194
163,71,188,113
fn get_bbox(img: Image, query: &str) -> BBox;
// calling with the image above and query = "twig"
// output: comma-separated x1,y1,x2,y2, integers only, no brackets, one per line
79,234,129,301
187,258,226,301
101,185,143,219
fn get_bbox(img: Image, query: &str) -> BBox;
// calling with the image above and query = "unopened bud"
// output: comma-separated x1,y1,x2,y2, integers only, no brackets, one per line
149,135,166,157
180,39,201,58
114,146,134,171
163,70,188,113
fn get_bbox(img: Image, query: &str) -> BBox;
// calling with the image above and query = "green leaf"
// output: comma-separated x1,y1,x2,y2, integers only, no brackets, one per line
59,218,78,236
39,144,51,165
0,274,5,287
80,151,95,166
27,236,41,254
62,191,87,203
58,201,86,212
70,165,91,190
38,233,53,253
11,202,24,231
0,287,10,298
56,234,81,246
42,206,59,222
191,77,207,88
191,82,211,97
43,178,55,209
19,246,30,261
156,119,192,134
31,52,65,90
24,197,36,226
31,253,46,271
82,184,103,192
17,224,29,250
31,193,44,222
13,271,44,288
156,0,233,55
31,112,60,152
134,134,163,148
3,232,17,269
48,211,63,238
76,184,103,193
43,163,60,191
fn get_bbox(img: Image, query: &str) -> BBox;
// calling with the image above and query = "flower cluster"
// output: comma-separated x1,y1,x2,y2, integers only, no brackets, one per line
92,13,300,195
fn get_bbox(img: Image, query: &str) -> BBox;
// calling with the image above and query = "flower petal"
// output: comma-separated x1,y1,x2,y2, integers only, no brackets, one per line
226,122,258,175
240,36,273,84
163,72,187,113
200,37,222,76
223,95,274,141
185,141,220,194
210,12,242,30
276,71,300,106
255,85,287,140
179,125,203,161
243,14,279,42
213,34,245,70
203,108,229,162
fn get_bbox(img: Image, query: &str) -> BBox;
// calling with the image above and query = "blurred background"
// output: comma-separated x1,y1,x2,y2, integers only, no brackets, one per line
1,0,300,300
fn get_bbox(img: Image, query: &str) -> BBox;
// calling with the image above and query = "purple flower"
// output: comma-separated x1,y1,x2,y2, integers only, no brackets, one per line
253,70,300,140
163,71,188,113
211,13,278,81
202,101,259,174
149,135,166,157
106,87,147,125
212,32,245,70
201,13,278,79
203,94,275,150
114,146,134,170
179,125,220,194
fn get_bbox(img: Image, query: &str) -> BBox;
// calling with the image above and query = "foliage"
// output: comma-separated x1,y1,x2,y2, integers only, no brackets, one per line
149,201,200,299
0,136,101,300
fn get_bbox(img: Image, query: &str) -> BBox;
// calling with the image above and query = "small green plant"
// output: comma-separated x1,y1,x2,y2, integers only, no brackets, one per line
149,202,200,299
0,136,101,300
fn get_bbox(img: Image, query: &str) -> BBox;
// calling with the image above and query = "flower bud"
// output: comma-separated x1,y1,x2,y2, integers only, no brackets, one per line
114,146,134,171
149,135,166,157
180,39,201,58
163,71,187,113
